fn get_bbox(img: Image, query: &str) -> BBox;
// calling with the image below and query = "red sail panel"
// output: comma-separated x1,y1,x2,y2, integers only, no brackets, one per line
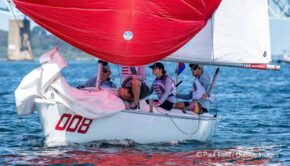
13,0,221,66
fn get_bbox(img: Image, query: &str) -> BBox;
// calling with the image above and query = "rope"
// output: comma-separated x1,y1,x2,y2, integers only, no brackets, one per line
207,67,220,95
214,94,218,117
154,108,201,136
7,0,37,66
164,67,220,135
210,68,220,117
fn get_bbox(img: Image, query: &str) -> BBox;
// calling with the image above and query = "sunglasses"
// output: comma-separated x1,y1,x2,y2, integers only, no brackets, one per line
102,69,109,73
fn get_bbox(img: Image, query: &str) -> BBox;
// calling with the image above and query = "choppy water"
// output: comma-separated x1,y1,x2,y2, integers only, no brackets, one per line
0,60,290,165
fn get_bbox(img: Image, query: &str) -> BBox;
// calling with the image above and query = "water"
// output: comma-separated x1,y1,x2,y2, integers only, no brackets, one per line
0,61,290,165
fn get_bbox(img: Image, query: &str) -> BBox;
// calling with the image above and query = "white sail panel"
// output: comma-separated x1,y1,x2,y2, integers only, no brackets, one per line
165,20,213,63
213,0,271,64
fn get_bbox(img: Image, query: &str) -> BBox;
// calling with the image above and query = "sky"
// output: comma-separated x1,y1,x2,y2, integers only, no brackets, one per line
0,1,290,55
269,19,290,54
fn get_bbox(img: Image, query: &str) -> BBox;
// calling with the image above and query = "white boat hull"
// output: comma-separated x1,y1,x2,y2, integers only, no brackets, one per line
35,99,218,147
278,55,290,63
278,59,290,63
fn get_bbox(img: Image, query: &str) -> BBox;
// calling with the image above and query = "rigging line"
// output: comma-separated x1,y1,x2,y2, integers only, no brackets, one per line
7,0,37,66
167,67,220,135
208,67,220,96
214,94,218,117
154,108,201,135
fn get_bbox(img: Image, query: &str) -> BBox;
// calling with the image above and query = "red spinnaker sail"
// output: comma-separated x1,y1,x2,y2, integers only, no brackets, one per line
13,0,221,66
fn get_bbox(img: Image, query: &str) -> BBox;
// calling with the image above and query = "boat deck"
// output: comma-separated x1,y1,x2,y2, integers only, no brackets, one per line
93,88,216,120
124,100,217,120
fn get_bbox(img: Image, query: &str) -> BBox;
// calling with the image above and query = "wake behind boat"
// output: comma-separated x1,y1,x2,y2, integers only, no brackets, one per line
13,0,279,146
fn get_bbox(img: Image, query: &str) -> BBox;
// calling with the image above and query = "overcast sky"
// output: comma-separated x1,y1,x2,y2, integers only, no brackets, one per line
1,2,290,55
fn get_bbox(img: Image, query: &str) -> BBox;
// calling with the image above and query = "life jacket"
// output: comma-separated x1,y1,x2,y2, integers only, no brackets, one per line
153,75,176,99
191,77,206,100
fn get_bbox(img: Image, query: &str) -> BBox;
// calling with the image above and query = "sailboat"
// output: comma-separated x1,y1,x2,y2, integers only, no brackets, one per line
13,0,279,147
278,52,290,63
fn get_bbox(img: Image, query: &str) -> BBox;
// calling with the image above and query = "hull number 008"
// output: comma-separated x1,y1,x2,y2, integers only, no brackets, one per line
55,113,93,134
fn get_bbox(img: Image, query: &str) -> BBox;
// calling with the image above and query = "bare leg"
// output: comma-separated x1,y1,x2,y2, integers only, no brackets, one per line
131,78,141,106
190,101,203,114
118,87,133,101
174,102,185,110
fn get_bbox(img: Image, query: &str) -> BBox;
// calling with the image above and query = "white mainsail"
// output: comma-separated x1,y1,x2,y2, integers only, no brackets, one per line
213,0,271,64
166,0,276,69
166,20,214,63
